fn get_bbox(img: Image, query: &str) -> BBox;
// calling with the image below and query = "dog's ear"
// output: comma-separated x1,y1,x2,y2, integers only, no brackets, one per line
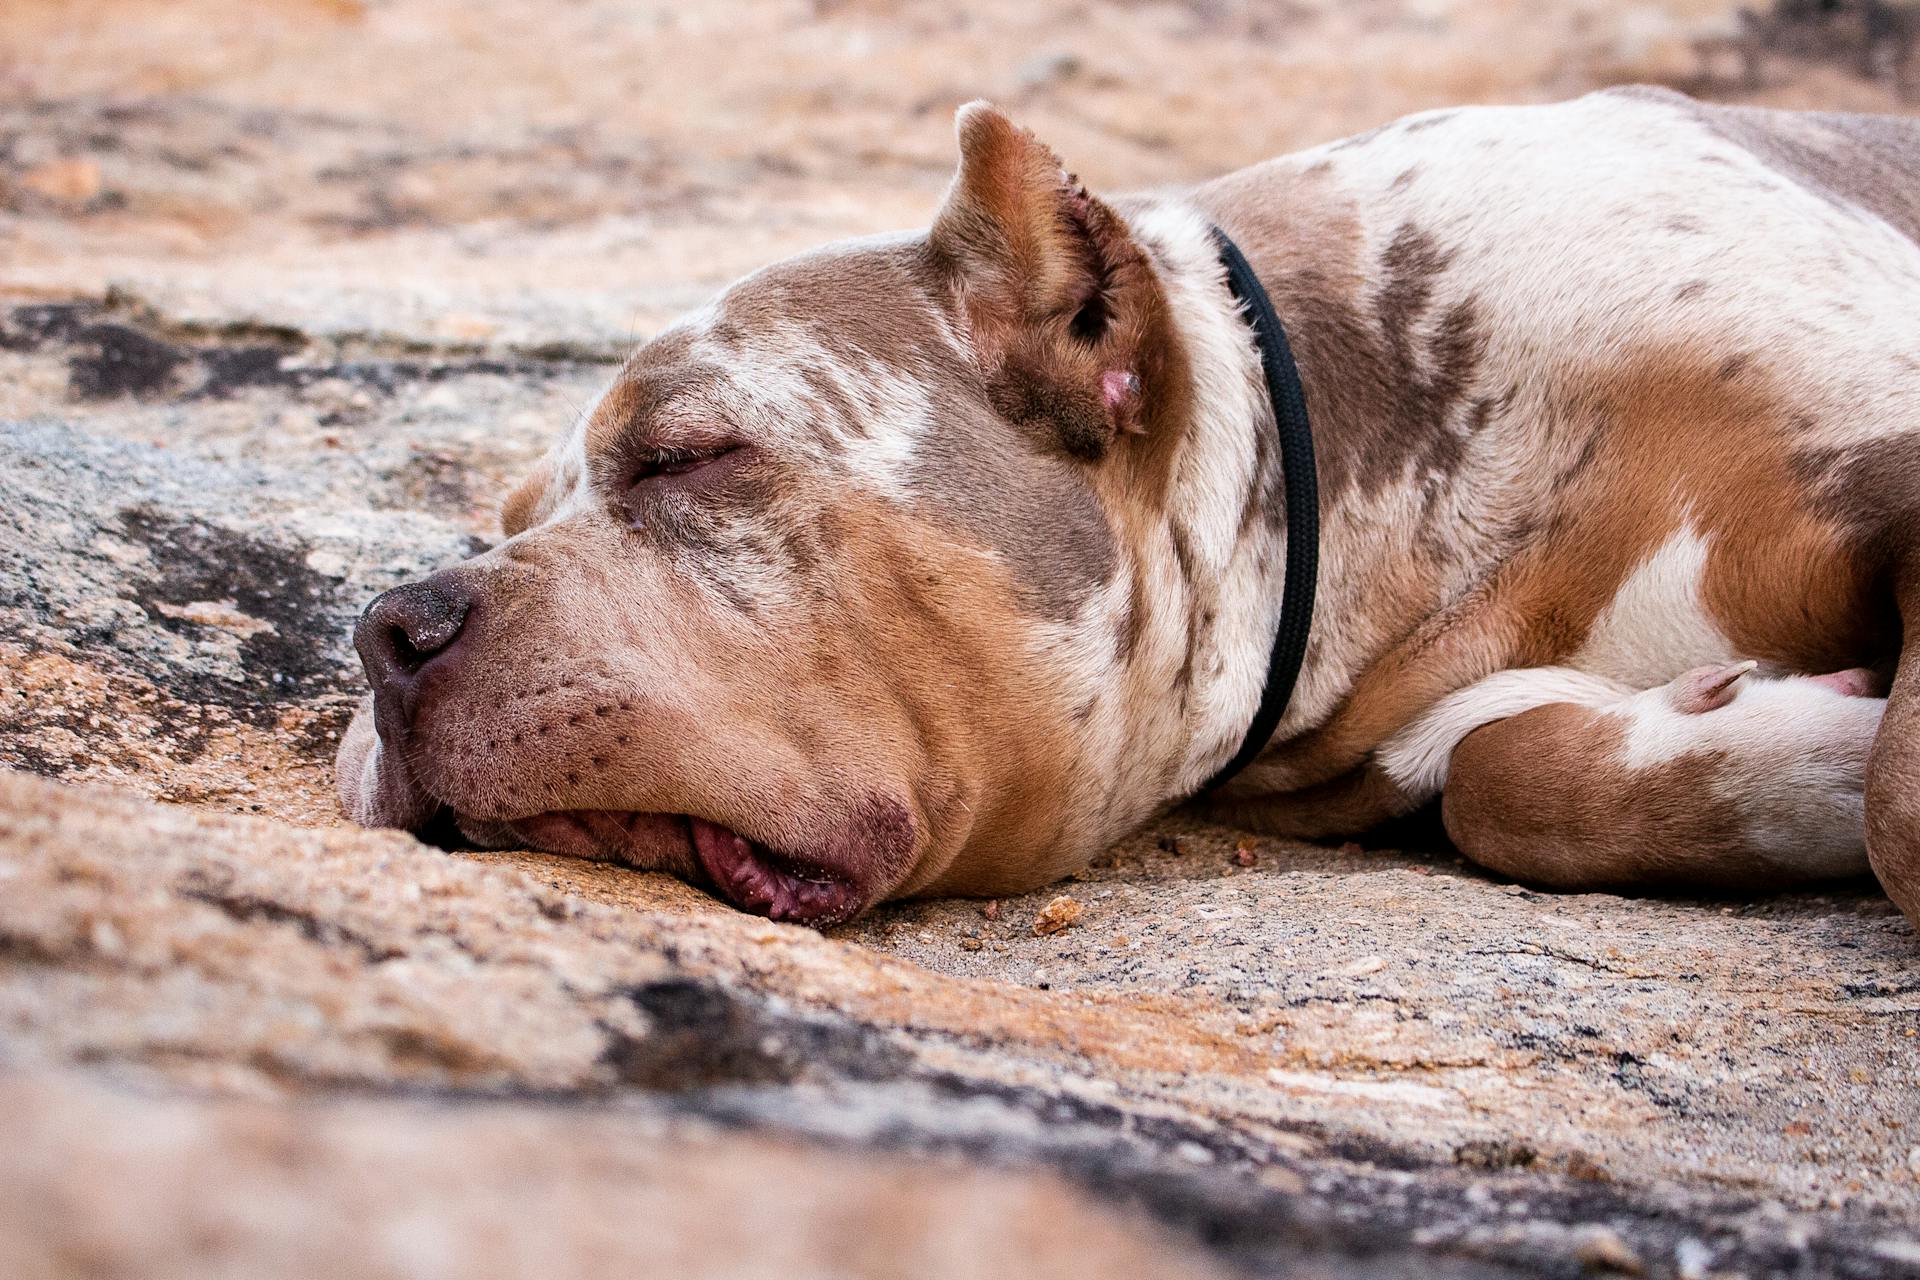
929,102,1169,460
930,103,1096,323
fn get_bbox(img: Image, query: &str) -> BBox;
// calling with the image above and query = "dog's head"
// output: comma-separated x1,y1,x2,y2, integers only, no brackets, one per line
338,104,1260,924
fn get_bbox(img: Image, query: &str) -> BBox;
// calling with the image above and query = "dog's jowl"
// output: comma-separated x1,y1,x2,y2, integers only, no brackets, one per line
340,88,1920,929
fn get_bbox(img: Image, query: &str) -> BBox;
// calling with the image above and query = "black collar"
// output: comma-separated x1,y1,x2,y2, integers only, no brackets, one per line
1197,225,1320,794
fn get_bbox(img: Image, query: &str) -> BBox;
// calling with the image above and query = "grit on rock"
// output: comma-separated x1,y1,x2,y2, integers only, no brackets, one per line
2,2,1918,1278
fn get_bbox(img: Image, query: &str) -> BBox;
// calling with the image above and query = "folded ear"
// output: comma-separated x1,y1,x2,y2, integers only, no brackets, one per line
929,102,1170,459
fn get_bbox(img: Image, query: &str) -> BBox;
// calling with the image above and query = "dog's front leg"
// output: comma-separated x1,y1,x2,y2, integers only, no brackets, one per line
1437,664,1883,894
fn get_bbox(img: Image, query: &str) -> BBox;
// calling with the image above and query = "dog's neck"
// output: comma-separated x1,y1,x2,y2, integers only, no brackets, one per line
1074,187,1491,836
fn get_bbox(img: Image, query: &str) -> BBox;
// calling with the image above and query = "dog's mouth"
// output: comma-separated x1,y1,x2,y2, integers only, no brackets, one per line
342,697,896,929
685,816,866,926
505,809,867,927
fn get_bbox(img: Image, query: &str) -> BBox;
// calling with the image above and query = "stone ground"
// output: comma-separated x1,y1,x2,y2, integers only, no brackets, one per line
3,2,1919,1277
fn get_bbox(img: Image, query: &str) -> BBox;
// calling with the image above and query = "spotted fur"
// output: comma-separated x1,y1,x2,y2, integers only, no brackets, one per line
341,88,1920,927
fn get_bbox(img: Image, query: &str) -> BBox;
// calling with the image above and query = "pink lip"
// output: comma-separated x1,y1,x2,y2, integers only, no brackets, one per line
688,816,865,926
511,810,688,863
507,809,866,926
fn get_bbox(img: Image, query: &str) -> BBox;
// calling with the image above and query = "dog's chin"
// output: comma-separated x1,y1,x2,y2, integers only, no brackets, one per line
501,809,868,927
340,704,883,927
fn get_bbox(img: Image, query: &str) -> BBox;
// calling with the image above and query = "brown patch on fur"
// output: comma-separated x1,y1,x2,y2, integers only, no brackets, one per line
1554,359,1882,666
907,420,1117,623
500,455,555,537
824,495,1095,899
1113,560,1147,665
1196,164,1490,508
1242,354,1888,794
1795,432,1920,575
581,352,728,472
1443,703,1766,889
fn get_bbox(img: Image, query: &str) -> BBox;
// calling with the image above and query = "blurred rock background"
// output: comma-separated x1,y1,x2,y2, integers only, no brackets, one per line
2,3,1918,1278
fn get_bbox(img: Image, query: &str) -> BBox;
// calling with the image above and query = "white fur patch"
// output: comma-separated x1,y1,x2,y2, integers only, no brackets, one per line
1574,524,1736,686
1125,202,1286,796
715,320,944,502
1613,675,1882,877
1616,669,1881,757
1378,666,1629,799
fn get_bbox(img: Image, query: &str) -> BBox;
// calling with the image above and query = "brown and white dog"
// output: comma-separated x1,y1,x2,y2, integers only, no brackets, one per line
338,88,1920,930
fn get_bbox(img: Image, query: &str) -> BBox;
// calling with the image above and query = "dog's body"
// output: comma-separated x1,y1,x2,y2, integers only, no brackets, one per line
339,87,1920,928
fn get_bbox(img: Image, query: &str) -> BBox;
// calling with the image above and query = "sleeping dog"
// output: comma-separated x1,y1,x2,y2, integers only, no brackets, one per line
338,88,1920,929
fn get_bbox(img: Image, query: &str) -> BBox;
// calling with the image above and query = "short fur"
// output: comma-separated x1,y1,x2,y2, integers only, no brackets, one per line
339,88,1920,929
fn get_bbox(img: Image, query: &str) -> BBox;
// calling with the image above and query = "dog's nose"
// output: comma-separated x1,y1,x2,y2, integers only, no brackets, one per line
354,576,471,739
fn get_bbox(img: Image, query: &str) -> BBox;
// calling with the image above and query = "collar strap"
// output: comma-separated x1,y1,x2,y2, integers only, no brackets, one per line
1197,225,1320,794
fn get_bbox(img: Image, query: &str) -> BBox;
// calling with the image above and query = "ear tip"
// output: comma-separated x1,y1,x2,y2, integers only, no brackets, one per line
951,100,1068,183
954,98,1012,142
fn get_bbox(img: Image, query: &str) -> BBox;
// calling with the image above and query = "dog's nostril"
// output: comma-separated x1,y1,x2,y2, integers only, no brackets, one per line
388,624,426,673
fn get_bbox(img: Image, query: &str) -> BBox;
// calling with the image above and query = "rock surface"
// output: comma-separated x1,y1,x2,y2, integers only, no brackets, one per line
3,2,1919,1277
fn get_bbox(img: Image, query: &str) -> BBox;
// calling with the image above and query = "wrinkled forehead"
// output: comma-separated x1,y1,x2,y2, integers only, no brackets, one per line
579,234,973,473
531,233,1115,621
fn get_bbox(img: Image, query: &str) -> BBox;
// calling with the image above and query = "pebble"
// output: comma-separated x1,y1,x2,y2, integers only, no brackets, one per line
87,918,125,958
305,549,351,578
1032,895,1083,936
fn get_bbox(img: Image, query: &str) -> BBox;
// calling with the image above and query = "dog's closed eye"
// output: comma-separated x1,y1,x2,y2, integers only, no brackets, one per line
627,444,740,486
617,443,749,529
